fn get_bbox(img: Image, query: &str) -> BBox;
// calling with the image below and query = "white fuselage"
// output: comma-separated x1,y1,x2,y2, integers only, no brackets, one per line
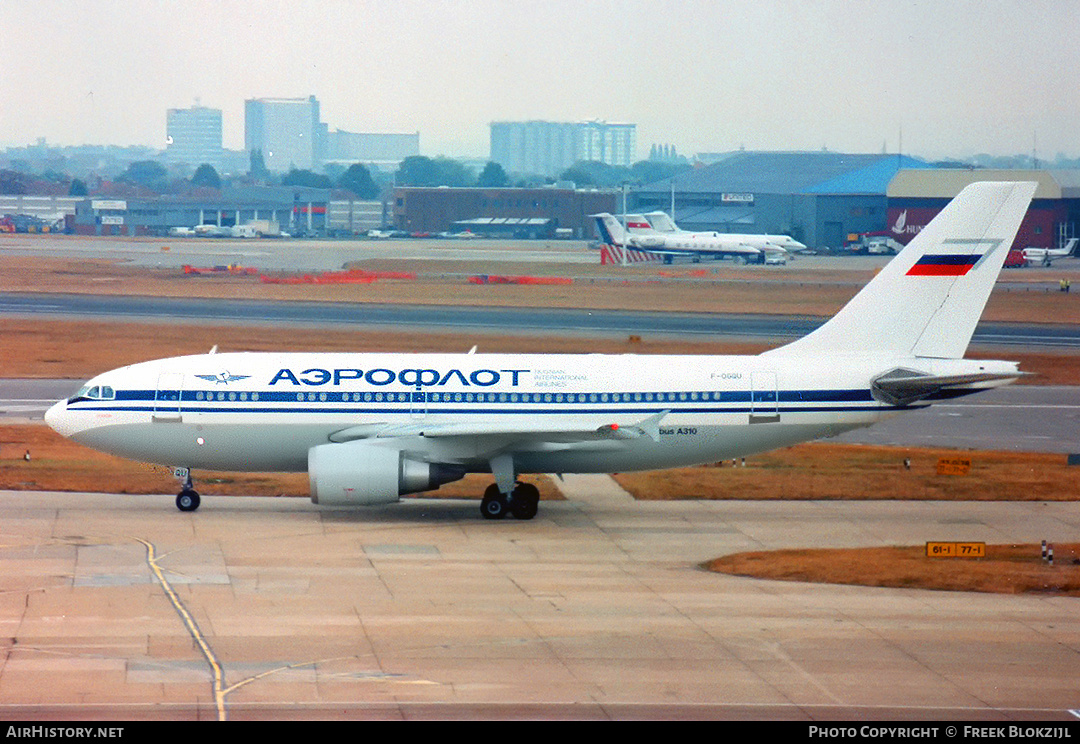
45,350,934,476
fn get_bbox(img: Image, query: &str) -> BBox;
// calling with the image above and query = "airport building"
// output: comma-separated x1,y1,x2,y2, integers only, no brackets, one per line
0,195,83,228
165,105,224,169
490,120,637,178
887,169,1080,250
326,199,386,235
631,151,931,249
71,185,331,236
393,186,617,238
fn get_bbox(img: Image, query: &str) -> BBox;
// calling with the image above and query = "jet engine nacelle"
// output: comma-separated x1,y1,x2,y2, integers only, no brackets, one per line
308,441,465,506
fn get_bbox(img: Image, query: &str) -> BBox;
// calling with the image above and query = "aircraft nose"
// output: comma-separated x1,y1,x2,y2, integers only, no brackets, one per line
44,400,74,438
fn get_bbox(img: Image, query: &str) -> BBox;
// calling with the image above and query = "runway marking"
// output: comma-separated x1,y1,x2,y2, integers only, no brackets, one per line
134,537,227,721
132,536,378,717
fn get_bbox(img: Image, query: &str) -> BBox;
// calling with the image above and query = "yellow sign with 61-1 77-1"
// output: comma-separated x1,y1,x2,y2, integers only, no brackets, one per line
926,542,986,558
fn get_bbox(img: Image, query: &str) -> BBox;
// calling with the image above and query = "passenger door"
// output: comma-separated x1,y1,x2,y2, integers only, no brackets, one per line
153,372,184,422
749,371,780,424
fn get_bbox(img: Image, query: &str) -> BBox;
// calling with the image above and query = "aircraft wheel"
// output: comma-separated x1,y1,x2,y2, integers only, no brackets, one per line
176,489,201,512
510,482,540,520
480,484,508,520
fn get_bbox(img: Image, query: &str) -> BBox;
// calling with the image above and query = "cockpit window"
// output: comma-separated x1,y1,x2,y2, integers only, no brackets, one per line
68,384,116,403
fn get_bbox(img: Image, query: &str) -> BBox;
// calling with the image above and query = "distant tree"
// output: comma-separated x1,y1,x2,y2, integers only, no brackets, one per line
68,178,88,196
395,156,439,186
630,159,691,186
395,155,475,187
476,161,510,188
191,163,221,189
558,165,595,186
323,163,347,183
558,160,631,188
337,163,379,199
248,149,271,181
434,157,474,187
116,160,168,192
0,170,29,195
282,169,333,189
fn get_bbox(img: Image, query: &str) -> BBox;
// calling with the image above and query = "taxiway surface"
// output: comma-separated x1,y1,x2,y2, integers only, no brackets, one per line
3,292,1079,348
0,487,1077,720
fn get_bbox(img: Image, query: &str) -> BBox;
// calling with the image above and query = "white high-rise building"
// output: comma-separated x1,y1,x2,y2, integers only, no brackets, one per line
490,120,636,177
166,105,223,168
244,96,325,172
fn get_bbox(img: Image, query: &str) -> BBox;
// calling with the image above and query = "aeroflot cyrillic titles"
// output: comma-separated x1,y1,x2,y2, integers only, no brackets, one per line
268,367,530,388
46,182,1037,521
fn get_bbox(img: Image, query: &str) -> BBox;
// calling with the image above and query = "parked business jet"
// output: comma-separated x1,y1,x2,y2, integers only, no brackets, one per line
594,212,790,263
1022,237,1078,266
46,182,1036,520
640,210,808,253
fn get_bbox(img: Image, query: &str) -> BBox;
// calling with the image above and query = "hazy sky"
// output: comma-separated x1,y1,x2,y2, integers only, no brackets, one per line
1,0,1077,161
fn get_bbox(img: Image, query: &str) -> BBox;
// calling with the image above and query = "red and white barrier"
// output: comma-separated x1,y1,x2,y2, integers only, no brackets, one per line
599,244,662,265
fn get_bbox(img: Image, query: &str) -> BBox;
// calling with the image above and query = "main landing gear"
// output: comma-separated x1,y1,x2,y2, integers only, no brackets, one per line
480,482,539,521
174,469,201,512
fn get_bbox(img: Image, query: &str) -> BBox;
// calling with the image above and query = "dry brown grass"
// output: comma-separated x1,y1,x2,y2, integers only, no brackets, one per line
2,316,1079,384
1,252,1079,322
614,443,1080,501
707,543,1080,597
0,317,774,379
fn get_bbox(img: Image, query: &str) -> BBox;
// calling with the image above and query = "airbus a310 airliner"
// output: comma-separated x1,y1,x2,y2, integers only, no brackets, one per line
46,182,1037,520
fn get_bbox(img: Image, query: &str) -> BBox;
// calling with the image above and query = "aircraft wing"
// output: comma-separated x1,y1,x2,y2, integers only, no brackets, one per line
329,410,669,450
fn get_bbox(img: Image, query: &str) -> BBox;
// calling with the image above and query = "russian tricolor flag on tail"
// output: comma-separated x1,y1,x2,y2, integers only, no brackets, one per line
906,253,982,276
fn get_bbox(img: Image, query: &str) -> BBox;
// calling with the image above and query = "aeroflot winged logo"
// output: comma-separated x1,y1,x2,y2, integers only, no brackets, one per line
906,238,1003,277
195,371,252,385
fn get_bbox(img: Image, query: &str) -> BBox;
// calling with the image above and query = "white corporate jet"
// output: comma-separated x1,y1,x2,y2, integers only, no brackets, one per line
1021,237,1078,267
640,210,808,253
46,182,1036,520
594,212,798,263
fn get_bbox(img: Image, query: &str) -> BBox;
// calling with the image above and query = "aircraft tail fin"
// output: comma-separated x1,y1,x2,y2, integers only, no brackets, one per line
766,181,1037,360
624,214,655,234
592,213,626,246
644,211,680,233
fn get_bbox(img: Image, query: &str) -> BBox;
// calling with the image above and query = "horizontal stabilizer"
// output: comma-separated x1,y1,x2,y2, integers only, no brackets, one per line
871,368,1024,407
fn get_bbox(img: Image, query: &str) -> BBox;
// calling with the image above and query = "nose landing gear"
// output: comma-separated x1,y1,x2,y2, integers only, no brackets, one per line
173,468,201,512
176,489,201,512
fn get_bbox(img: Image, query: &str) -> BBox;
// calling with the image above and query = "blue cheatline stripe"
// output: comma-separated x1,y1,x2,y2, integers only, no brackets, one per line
69,405,902,417
68,388,901,417
113,388,877,405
